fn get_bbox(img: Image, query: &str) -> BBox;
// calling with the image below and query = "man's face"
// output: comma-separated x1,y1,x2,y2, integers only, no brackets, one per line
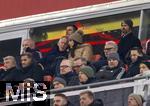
140,63,150,74
79,71,88,83
53,81,65,89
4,59,15,70
60,60,72,75
108,59,119,68
66,26,74,36
58,38,68,52
73,59,85,74
130,50,140,63
80,94,93,106
121,22,131,34
53,96,67,106
104,44,116,57
128,96,138,106
21,56,32,68
22,40,31,50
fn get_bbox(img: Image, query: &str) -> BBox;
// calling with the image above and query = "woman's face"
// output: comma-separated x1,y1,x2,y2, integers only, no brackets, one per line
68,40,74,48
140,63,150,74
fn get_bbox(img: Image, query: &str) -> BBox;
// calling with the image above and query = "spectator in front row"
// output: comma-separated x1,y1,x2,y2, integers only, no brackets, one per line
22,39,42,62
0,56,19,81
128,93,144,106
53,94,74,106
79,66,96,85
52,77,66,89
68,30,93,61
19,53,44,81
96,53,125,82
92,41,118,72
80,90,103,106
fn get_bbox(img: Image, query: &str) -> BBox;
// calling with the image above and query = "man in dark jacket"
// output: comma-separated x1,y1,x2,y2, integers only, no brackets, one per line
80,90,103,106
19,53,44,81
22,39,42,62
125,47,144,78
96,53,125,81
0,56,20,81
41,36,69,76
59,59,79,86
118,19,142,63
92,41,118,72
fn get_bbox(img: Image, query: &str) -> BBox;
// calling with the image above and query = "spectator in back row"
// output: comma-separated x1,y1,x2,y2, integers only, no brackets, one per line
92,41,118,72
22,39,42,62
41,36,69,76
118,19,142,63
68,30,93,61
66,25,78,40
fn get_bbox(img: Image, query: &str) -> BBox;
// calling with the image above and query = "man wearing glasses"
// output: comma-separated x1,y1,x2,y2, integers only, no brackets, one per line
59,59,79,86
92,41,118,72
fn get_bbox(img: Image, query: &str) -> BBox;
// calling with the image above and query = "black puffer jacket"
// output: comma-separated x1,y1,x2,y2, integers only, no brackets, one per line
89,99,104,106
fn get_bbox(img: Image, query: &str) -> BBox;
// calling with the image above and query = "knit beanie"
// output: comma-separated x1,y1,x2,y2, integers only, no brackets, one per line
80,66,94,78
53,77,67,86
122,19,133,29
107,53,120,61
70,30,83,43
129,93,143,106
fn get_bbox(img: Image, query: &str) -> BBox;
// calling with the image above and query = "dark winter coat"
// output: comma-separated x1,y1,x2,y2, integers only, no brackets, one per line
89,99,104,106
118,32,142,63
80,77,97,85
0,67,21,81
25,47,42,63
19,64,44,81
124,57,142,78
60,71,79,86
96,62,126,82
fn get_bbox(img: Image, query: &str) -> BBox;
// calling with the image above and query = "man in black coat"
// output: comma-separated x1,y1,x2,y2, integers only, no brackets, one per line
59,59,79,86
0,56,20,81
19,53,44,81
118,19,142,63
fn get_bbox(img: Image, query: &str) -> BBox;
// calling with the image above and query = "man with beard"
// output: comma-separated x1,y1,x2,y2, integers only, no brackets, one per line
118,19,142,63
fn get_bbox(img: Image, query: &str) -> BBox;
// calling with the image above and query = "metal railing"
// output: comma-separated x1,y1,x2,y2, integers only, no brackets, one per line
0,76,150,105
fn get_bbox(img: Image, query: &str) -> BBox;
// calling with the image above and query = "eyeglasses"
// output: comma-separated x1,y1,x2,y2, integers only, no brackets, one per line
60,65,70,68
104,47,114,51
73,64,83,69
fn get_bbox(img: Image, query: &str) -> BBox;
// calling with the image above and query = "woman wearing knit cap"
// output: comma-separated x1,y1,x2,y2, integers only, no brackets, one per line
118,19,142,63
128,93,144,106
78,66,97,85
68,30,93,61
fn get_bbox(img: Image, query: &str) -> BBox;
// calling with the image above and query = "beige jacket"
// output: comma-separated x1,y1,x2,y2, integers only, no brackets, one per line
69,43,93,61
